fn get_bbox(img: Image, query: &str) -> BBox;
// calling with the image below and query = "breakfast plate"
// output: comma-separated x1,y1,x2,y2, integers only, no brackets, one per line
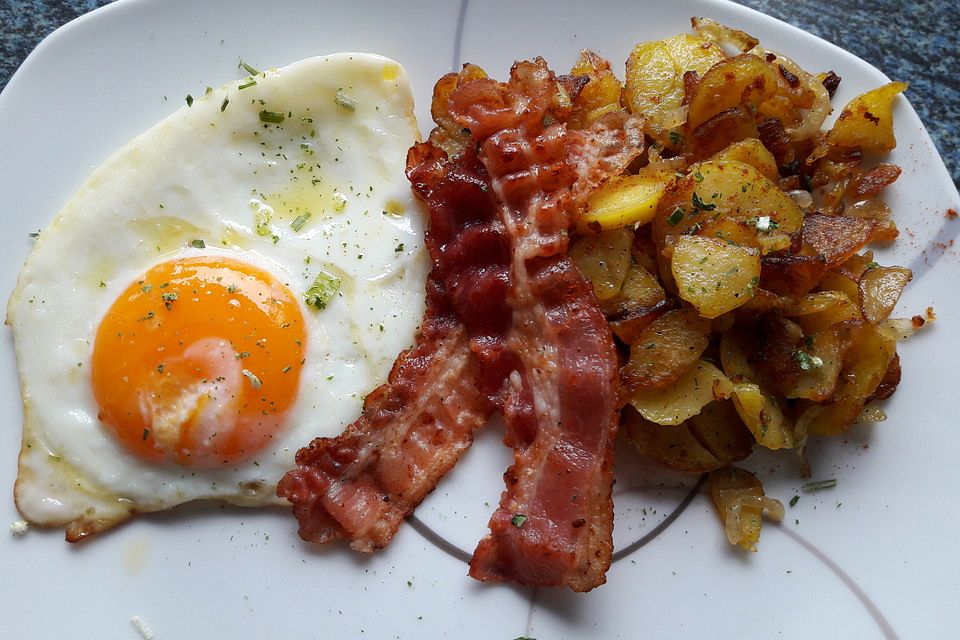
2,0,958,637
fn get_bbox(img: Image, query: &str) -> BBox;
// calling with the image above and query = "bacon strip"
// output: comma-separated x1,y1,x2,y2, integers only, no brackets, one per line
414,59,641,591
281,58,641,591
276,273,491,551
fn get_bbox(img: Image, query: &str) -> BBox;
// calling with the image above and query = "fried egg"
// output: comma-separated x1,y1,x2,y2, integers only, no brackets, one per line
6,53,427,540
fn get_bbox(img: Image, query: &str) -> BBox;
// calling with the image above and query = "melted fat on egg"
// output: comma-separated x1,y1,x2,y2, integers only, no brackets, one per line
7,53,427,540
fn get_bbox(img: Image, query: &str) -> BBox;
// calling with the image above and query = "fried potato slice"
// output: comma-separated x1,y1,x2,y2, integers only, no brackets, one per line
687,54,779,131
801,321,897,436
671,235,761,319
858,265,912,324
627,401,754,473
622,308,710,390
655,161,805,243
710,138,779,181
568,50,624,129
825,82,908,154
760,254,827,298
578,174,667,233
629,359,733,426
731,382,795,450
624,34,726,146
569,228,633,301
802,214,898,269
708,466,784,552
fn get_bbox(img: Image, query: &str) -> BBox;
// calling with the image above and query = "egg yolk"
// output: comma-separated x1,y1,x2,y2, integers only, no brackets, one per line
91,257,307,468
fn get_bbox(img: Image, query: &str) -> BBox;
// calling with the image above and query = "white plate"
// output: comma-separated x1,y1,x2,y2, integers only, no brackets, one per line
2,0,958,638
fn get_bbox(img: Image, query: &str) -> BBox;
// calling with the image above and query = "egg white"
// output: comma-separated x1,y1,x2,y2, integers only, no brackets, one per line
6,53,428,537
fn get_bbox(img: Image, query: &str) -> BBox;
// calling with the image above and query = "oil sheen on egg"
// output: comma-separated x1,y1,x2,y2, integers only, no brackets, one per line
6,53,427,540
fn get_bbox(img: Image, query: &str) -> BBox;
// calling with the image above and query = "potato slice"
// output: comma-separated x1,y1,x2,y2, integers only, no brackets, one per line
624,34,725,146
802,214,898,269
760,254,827,298
783,291,851,317
804,322,897,436
710,138,779,182
687,54,779,131
826,82,908,153
568,50,624,129
578,174,667,233
858,265,912,324
794,293,860,334
671,235,761,319
569,228,633,301
655,161,805,243
621,308,710,389
627,401,753,473
708,466,784,552
731,382,795,450
629,360,734,426
788,330,844,401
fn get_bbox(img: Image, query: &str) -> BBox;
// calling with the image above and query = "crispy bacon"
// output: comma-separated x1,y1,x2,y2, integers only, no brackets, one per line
427,59,641,591
281,57,640,591
276,273,491,551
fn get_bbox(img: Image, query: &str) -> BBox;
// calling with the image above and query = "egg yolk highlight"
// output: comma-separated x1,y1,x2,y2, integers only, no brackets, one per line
92,257,307,468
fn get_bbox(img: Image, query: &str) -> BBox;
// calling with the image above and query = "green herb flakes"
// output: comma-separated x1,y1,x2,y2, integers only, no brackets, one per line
304,270,342,310
239,61,261,76
510,514,528,528
259,110,286,124
793,350,824,371
691,191,717,212
291,212,312,232
185,94,194,107
667,208,685,226
190,239,206,249
802,479,837,493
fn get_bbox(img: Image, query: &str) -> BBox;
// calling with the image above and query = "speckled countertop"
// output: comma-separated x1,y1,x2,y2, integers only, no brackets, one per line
1,0,957,187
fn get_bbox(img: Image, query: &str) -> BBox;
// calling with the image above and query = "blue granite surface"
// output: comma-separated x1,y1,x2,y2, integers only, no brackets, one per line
1,0,957,187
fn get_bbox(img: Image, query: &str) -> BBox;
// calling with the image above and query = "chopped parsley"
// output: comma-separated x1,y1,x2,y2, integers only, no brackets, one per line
190,239,206,249
161,292,178,309
259,110,286,124
668,131,684,145
789,495,800,507
793,350,824,371
304,270,342,310
290,212,312,232
802,479,837,492
185,94,194,107
394,243,405,253
510,514,528,528
239,61,261,76
666,207,685,226
691,191,716,212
